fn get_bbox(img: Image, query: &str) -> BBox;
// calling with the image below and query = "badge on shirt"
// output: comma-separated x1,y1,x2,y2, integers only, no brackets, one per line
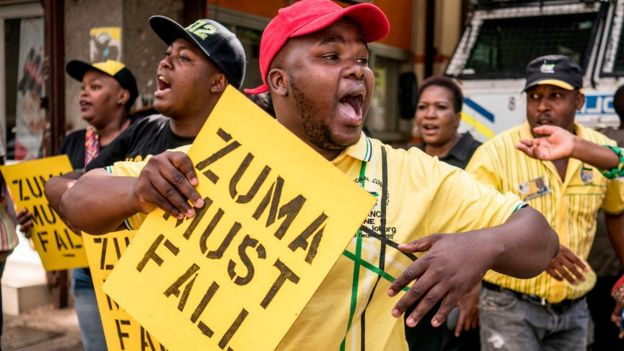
580,165,594,184
517,176,551,200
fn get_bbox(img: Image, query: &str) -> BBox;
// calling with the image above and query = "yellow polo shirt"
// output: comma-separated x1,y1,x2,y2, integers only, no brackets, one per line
110,135,523,350
467,122,624,303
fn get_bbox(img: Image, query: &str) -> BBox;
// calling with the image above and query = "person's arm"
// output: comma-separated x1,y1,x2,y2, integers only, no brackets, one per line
388,206,558,328
45,171,84,215
516,124,620,170
59,151,203,234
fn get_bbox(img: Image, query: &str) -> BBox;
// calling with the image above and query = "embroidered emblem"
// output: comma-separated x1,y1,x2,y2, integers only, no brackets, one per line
581,166,594,184
186,20,217,40
517,176,551,200
540,62,555,74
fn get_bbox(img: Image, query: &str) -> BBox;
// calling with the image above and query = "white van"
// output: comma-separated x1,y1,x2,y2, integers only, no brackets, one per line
445,0,624,141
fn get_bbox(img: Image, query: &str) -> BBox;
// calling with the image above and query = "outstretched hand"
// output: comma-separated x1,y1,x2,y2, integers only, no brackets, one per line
516,125,575,161
388,232,491,328
133,151,204,219
546,245,588,284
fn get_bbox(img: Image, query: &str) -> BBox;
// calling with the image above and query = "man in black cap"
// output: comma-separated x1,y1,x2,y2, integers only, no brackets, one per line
45,16,246,232
83,16,246,170
467,54,624,350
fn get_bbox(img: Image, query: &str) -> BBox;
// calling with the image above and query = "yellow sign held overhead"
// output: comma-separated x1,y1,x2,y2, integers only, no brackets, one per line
104,86,375,350
0,155,87,270
83,230,167,351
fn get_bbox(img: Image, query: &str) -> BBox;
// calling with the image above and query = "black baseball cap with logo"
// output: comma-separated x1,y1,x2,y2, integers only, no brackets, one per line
523,55,583,92
66,59,139,109
149,16,246,89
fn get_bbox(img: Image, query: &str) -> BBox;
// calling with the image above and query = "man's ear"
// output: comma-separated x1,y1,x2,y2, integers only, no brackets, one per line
576,91,585,110
268,68,288,97
117,90,130,106
210,73,227,93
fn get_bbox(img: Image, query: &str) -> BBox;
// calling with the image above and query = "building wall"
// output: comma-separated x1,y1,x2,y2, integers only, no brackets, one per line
63,0,181,132
207,0,461,82
412,0,463,79
64,0,122,132
208,0,413,51
61,0,463,142
122,0,184,111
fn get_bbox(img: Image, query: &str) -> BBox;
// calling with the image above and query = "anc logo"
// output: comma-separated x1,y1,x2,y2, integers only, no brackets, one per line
186,20,217,40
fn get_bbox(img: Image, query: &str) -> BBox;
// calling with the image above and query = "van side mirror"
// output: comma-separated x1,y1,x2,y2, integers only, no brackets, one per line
398,72,417,119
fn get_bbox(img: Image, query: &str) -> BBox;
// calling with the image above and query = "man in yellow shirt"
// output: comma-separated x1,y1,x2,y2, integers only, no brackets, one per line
58,1,559,349
467,55,624,351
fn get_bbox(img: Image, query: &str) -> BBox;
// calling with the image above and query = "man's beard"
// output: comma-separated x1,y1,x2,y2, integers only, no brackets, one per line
291,80,348,151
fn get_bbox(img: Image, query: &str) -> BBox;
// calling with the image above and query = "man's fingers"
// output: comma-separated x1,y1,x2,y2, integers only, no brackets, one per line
398,235,439,253
558,249,587,281
157,156,202,213
564,264,585,282
148,174,193,218
454,309,466,336
169,152,197,182
137,152,203,217
515,143,532,157
561,248,587,271
169,153,203,207
403,284,447,328
557,266,578,284
431,294,460,329
548,255,576,283
139,182,182,218
546,267,563,281
388,259,427,298
532,125,554,136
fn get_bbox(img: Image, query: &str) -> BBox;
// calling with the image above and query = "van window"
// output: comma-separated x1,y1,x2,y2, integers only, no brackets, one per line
460,12,599,79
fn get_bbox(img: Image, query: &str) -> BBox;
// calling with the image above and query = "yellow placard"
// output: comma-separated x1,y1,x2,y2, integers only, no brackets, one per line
104,86,375,351
83,230,167,351
0,155,87,270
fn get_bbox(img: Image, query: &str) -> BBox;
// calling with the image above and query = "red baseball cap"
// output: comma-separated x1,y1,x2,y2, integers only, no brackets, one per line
245,0,390,94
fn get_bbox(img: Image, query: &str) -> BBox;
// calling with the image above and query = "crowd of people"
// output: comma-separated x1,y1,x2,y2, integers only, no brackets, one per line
1,0,624,350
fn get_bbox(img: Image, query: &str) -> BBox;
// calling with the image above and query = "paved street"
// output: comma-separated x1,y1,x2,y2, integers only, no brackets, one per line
2,305,82,351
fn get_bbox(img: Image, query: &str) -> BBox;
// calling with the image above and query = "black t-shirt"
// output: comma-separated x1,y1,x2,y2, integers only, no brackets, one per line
85,114,195,171
59,129,90,170
415,132,481,170
59,114,144,170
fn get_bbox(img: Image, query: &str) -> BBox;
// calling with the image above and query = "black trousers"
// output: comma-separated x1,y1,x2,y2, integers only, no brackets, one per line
404,302,480,351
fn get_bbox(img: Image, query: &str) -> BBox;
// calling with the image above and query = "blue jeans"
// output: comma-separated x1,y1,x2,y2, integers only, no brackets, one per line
72,268,107,350
479,286,588,351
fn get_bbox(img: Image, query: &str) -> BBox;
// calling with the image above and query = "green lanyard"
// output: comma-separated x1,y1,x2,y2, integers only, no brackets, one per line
339,145,411,351
340,160,368,351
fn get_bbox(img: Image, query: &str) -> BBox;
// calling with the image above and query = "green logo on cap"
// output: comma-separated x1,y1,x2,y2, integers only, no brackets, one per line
186,20,216,40
540,62,555,74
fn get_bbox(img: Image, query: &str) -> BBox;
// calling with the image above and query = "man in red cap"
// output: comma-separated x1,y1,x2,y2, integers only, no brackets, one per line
59,1,558,349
